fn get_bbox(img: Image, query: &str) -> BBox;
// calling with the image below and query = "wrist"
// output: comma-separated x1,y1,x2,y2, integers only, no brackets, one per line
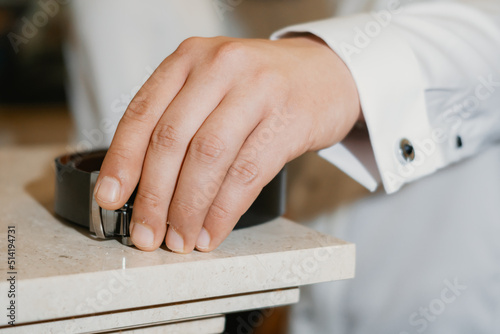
277,33,362,150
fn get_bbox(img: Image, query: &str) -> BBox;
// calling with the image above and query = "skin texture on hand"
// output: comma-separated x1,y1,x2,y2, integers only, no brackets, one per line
93,35,361,253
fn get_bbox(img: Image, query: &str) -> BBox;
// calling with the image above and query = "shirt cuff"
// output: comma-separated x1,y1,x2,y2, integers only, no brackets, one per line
271,14,438,194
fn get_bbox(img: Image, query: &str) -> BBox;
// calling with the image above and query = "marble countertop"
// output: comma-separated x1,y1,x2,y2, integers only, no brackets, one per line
0,145,355,326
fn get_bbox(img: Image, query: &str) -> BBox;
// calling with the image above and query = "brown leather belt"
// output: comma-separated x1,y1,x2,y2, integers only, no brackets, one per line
54,150,286,246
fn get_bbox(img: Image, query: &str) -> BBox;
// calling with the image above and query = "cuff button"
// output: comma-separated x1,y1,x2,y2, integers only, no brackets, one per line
400,138,415,162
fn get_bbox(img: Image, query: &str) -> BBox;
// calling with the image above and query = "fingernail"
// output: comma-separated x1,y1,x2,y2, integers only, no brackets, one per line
166,226,184,253
130,222,155,249
95,176,120,203
196,227,211,250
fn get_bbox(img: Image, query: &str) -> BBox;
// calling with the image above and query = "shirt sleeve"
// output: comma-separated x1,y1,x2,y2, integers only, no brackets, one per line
271,0,500,194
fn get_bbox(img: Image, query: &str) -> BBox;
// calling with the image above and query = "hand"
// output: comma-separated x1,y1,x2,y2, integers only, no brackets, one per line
93,35,361,253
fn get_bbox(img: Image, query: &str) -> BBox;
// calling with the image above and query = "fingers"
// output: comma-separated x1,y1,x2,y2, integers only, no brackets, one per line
128,68,231,251
199,115,297,251
94,53,189,211
165,89,266,253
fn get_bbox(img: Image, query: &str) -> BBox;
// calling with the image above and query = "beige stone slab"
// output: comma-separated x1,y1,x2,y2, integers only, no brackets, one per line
0,145,355,325
0,289,297,334
4,315,225,334
113,316,225,334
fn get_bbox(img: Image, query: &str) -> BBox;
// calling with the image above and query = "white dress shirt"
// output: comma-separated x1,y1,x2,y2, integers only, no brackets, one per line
273,0,500,194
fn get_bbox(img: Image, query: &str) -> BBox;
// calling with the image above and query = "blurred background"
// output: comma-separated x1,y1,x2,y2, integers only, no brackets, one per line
0,1,72,146
0,2,368,333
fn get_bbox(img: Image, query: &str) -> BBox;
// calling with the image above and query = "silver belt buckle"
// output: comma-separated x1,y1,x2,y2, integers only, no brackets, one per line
89,171,133,246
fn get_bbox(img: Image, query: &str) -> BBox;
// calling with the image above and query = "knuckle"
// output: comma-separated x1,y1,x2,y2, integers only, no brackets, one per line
176,36,204,54
136,186,162,209
253,68,286,89
189,133,226,163
208,201,231,221
150,124,183,153
124,96,153,123
213,40,247,64
109,145,134,162
172,197,200,218
228,158,259,184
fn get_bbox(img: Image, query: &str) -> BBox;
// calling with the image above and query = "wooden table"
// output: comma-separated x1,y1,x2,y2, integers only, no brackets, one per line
0,145,355,333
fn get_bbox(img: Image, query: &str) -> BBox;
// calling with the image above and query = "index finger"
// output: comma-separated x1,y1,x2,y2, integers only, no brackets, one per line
94,53,190,210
